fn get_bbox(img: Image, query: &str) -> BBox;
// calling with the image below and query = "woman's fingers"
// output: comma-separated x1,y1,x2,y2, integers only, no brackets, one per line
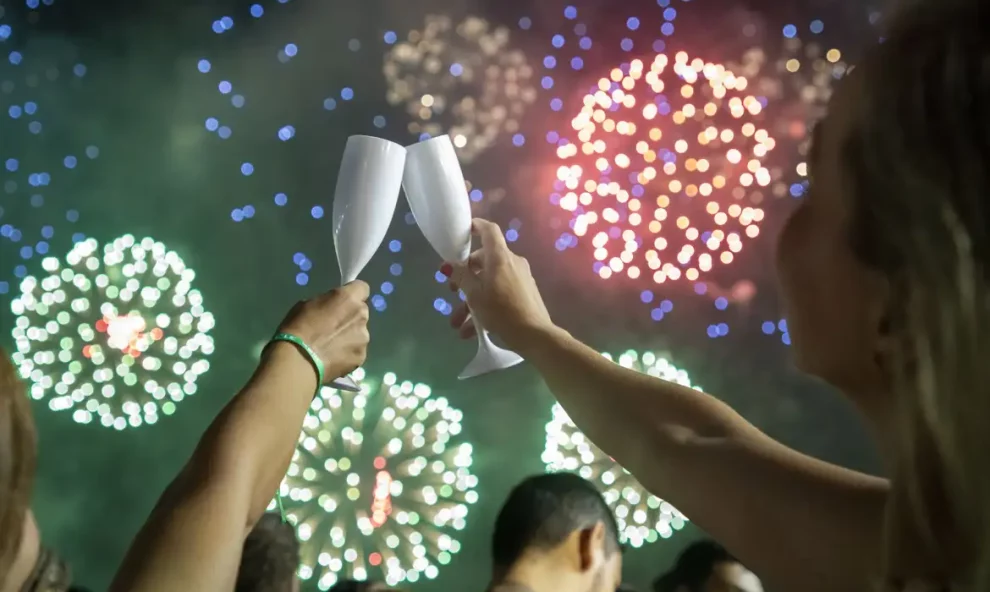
458,318,478,340
471,218,507,251
441,250,485,297
449,304,477,339
450,303,471,329
468,249,485,272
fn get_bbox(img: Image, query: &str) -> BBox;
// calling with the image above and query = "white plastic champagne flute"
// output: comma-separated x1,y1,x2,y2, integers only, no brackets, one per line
402,134,524,379
330,135,406,391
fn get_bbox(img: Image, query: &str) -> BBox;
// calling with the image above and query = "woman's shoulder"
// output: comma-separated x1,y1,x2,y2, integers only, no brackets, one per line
897,580,950,592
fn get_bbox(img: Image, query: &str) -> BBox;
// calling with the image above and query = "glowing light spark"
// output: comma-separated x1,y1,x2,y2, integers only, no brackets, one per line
370,466,395,529
98,312,162,358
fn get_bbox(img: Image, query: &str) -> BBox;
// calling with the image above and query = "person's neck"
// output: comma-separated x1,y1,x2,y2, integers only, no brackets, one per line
2,515,39,592
844,381,897,470
490,559,578,592
850,385,964,582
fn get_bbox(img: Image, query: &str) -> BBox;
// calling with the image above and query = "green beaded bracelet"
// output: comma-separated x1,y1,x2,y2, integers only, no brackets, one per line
269,332,325,391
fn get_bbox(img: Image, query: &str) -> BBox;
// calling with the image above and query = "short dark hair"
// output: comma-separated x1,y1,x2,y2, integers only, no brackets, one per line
235,513,300,592
491,472,620,568
328,580,385,592
652,540,735,592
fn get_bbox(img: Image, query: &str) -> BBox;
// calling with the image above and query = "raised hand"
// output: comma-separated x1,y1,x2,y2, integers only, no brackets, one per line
442,218,553,351
276,280,371,381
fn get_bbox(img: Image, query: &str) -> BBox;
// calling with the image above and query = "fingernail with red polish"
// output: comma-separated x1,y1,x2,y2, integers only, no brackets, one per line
440,263,453,277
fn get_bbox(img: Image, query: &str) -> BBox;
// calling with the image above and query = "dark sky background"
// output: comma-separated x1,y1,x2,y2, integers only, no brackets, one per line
0,0,884,589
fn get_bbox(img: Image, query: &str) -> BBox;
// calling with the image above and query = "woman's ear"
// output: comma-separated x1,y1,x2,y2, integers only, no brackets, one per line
874,282,923,387
871,276,902,376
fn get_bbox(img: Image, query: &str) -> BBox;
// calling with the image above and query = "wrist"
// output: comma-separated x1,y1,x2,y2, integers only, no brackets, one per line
509,322,568,358
260,341,320,393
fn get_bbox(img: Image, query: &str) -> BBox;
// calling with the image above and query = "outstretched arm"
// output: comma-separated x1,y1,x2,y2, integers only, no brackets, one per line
110,283,370,592
447,219,887,592
517,325,887,592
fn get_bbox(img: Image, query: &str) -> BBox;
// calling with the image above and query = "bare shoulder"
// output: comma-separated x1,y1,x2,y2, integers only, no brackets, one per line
485,584,536,592
894,581,950,592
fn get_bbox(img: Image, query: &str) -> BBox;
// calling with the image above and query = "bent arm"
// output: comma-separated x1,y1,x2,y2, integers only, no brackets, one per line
520,326,888,592
110,342,317,592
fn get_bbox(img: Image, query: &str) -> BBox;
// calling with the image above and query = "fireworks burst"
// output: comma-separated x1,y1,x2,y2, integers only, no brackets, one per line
543,350,699,547
552,52,773,286
9,235,215,429
275,370,478,589
384,14,538,162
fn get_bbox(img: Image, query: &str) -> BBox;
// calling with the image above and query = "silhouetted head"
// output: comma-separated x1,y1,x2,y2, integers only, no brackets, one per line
236,513,300,592
652,540,761,592
491,473,622,592
327,580,396,592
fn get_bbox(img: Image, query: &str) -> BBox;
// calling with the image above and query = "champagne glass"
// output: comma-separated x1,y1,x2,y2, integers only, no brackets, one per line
402,135,524,379
330,135,406,391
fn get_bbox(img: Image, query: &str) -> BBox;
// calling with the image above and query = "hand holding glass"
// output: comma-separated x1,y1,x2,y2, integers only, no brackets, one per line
402,135,524,379
330,135,405,391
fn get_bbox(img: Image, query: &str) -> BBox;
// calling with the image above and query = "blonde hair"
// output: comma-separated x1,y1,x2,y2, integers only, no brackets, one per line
0,347,36,577
844,0,990,588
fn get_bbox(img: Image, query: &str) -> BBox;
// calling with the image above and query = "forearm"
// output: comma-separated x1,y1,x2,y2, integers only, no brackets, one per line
185,341,317,525
519,326,762,467
111,342,318,591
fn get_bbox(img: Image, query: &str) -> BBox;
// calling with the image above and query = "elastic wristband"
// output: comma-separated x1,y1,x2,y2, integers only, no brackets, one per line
269,332,325,392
